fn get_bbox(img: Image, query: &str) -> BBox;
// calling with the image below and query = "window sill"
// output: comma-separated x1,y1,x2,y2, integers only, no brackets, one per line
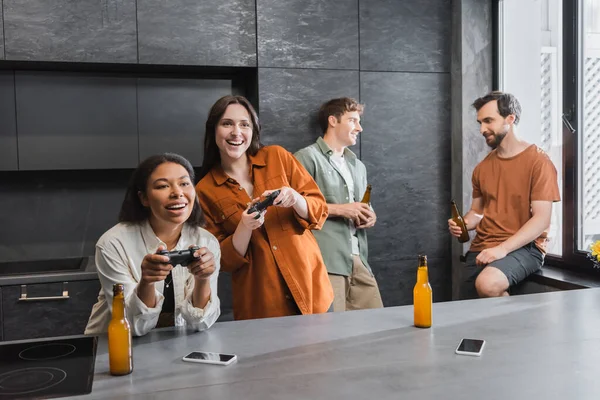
528,266,600,290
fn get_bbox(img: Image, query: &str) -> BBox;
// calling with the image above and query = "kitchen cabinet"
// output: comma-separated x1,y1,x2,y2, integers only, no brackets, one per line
15,72,138,170
0,72,18,171
1,279,101,341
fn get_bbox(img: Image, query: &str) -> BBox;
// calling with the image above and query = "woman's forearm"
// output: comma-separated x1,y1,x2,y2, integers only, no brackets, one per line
232,223,253,257
192,278,211,309
292,193,309,220
137,281,157,308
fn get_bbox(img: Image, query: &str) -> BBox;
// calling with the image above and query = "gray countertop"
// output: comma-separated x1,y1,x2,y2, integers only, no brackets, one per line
69,287,600,400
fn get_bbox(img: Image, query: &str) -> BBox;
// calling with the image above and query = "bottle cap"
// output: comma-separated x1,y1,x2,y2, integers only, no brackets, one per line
113,283,124,295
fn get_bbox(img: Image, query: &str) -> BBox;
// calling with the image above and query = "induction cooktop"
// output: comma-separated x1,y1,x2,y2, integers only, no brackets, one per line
0,335,97,399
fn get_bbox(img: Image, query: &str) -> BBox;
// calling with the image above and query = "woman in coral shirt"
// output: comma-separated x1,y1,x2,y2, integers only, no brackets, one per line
196,95,333,320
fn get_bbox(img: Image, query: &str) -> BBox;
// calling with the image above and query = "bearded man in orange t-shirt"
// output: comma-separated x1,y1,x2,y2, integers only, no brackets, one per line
448,92,561,299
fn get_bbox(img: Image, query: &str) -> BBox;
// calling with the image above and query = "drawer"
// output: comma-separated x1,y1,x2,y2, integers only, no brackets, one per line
1,279,101,341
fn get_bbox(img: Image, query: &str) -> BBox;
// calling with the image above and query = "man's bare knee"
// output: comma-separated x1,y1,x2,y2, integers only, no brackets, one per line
475,267,509,298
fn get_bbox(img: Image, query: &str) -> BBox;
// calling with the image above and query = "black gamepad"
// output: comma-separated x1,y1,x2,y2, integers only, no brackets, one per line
247,190,281,219
157,246,200,266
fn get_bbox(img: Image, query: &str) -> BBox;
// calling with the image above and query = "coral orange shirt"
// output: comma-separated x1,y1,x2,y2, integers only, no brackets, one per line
196,145,334,320
469,145,561,254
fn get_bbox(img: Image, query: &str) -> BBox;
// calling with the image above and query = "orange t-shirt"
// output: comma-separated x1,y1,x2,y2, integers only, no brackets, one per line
195,145,334,321
469,144,561,254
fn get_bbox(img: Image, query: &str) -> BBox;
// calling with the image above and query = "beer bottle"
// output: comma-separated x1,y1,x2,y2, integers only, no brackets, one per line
413,255,432,328
451,200,470,243
360,184,372,204
108,283,133,376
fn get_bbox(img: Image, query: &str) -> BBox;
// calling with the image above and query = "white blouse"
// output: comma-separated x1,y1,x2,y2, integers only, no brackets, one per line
85,220,221,336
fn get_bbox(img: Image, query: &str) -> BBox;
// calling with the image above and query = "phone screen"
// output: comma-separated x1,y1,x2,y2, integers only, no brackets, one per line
457,339,485,353
184,352,235,362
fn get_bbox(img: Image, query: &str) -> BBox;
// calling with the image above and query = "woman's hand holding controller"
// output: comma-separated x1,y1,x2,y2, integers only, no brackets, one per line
241,199,266,230
140,245,172,285
264,186,300,208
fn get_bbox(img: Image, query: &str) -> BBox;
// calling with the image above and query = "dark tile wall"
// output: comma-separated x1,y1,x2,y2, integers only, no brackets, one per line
257,0,359,69
360,71,452,305
375,258,452,307
258,68,360,153
360,71,451,262
137,0,257,66
0,4,4,59
360,0,452,73
3,0,137,63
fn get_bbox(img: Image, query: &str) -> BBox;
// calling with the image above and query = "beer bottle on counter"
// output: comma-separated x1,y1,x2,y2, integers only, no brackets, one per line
360,184,372,205
451,200,470,243
413,255,432,329
108,283,133,376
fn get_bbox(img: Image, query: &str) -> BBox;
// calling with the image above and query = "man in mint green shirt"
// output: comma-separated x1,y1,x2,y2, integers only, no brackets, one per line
295,98,383,312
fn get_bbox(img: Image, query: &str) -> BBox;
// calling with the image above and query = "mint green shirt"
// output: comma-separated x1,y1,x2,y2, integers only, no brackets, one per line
294,137,371,276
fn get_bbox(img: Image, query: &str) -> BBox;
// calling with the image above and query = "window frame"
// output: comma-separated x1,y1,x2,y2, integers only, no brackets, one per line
494,0,596,273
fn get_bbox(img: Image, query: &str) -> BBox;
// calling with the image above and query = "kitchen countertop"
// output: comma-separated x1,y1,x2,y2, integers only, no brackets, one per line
70,287,600,400
0,257,98,286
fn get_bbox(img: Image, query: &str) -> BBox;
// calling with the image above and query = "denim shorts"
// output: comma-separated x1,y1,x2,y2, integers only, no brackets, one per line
460,242,544,299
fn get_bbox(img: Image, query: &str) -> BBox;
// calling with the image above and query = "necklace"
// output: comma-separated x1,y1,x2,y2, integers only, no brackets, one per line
165,273,173,288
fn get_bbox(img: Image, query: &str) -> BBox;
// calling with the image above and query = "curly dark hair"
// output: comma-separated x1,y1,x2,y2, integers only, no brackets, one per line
119,153,205,227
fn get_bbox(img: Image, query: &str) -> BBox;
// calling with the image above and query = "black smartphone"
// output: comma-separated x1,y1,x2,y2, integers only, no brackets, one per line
455,338,485,356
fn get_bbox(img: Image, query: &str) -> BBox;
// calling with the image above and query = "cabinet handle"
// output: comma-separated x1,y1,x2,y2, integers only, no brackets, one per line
19,282,70,301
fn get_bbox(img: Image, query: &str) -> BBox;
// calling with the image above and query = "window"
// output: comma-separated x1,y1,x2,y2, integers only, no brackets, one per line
579,0,600,253
498,0,564,256
497,0,598,271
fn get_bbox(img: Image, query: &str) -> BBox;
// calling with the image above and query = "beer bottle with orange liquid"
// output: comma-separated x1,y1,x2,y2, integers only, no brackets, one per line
413,255,432,328
108,283,133,376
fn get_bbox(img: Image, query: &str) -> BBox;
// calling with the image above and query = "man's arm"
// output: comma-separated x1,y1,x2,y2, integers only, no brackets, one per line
476,200,552,266
499,200,552,253
448,197,483,238
328,203,373,226
330,161,375,226
463,197,484,230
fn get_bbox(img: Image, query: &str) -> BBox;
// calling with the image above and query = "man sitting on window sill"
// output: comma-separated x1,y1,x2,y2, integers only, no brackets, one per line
449,91,561,299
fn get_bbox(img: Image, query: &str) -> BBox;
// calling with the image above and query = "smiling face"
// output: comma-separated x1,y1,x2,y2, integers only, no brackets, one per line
215,104,253,163
139,162,196,229
329,111,362,148
476,100,514,149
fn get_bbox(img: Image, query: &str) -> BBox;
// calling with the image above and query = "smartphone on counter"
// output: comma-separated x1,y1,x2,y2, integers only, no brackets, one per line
182,351,237,366
455,339,485,357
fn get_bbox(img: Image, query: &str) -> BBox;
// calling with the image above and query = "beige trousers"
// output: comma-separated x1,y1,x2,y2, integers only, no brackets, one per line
328,255,384,312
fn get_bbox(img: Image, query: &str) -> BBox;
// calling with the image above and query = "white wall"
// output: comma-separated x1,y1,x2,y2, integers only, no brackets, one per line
500,0,543,144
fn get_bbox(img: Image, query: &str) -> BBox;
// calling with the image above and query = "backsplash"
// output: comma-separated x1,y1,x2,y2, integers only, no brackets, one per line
0,170,129,262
